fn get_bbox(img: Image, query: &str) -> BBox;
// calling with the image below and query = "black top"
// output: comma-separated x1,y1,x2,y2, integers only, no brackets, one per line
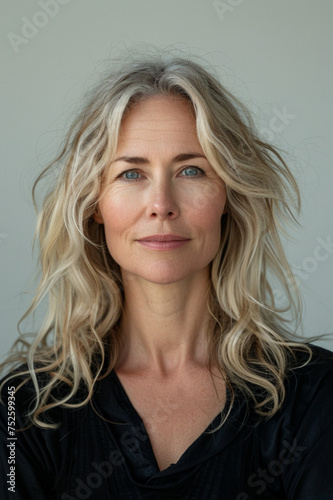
1,344,333,499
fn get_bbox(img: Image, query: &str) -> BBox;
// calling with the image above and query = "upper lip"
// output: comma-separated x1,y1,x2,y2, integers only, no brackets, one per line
138,234,190,242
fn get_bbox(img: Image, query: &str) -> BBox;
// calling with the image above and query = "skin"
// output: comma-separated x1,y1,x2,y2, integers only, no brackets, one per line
95,95,227,469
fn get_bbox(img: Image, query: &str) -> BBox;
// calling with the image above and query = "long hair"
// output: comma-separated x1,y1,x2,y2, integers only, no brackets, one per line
0,51,311,428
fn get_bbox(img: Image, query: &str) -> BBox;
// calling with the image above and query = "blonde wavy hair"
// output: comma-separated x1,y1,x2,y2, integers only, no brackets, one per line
1,51,311,428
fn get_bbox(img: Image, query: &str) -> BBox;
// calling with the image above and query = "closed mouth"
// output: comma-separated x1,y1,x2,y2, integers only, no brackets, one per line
138,234,189,242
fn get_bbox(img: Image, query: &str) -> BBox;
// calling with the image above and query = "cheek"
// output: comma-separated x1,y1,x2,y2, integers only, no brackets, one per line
98,199,133,255
187,183,226,224
99,189,139,232
189,186,226,253
201,207,223,245
182,180,226,215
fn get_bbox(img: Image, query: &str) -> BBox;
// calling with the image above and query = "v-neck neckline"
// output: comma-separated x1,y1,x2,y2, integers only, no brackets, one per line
94,369,248,482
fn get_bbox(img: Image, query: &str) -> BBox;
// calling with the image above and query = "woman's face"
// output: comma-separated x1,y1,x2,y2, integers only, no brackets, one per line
95,95,227,286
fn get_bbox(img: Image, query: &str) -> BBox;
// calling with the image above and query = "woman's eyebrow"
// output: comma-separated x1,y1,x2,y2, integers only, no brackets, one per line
112,153,207,164
173,153,207,162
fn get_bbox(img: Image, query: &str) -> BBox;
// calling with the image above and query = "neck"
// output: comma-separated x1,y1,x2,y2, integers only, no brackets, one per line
117,270,213,376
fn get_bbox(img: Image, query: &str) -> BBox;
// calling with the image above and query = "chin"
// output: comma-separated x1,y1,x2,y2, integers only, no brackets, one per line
121,263,210,287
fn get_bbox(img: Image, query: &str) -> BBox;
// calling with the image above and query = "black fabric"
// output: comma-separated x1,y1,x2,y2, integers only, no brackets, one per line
1,344,333,499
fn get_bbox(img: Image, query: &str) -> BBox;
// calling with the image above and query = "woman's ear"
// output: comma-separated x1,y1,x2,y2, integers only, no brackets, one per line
93,205,104,224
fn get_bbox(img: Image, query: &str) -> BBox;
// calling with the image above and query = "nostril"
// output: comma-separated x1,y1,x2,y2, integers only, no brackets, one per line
150,210,175,218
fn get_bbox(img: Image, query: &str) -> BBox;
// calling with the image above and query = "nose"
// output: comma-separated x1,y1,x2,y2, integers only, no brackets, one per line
146,179,180,220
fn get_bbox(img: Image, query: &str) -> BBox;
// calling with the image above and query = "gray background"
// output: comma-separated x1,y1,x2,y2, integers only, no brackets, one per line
1,0,332,360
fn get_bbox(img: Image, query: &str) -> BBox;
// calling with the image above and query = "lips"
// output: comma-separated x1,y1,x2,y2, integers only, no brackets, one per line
138,234,189,242
137,234,190,250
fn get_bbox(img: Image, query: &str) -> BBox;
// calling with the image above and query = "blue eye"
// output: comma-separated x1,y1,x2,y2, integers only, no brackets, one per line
122,170,142,180
181,167,204,177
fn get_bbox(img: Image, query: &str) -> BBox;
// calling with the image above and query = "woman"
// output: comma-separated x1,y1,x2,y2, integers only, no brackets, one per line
1,53,333,499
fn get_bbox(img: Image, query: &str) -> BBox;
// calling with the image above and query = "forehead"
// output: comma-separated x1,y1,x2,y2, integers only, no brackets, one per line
117,95,199,148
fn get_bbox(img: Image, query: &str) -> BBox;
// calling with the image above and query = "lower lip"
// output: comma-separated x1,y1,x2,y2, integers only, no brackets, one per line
138,240,190,250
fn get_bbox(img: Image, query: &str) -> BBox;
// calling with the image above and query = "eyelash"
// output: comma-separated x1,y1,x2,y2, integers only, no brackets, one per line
117,166,206,182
